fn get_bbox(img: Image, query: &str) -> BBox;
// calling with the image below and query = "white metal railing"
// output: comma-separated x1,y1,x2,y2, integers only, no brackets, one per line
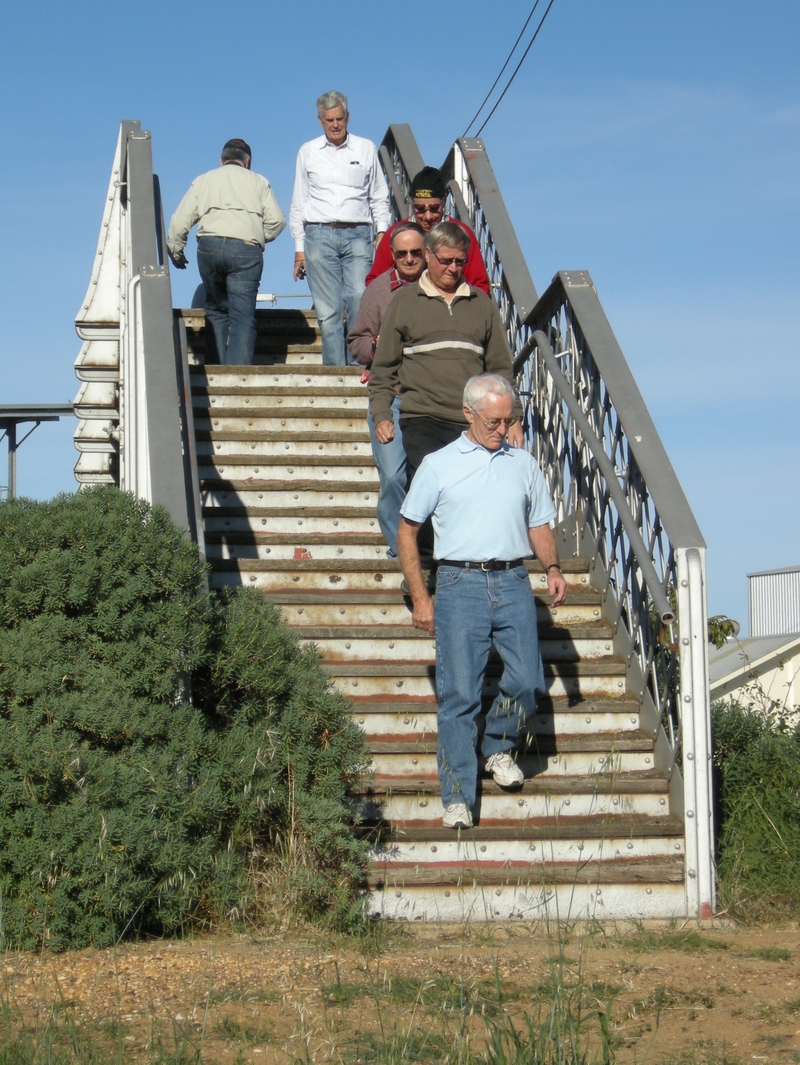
74,122,204,553
378,127,715,919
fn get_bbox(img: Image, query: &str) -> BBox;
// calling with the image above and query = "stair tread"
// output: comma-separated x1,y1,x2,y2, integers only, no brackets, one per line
367,857,685,888
329,660,627,676
194,387,367,397
349,695,639,713
206,532,386,545
291,622,611,640
211,557,589,572
198,407,368,420
197,431,372,442
365,813,685,842
263,588,600,605
202,479,380,492
191,365,362,376
350,769,669,796
366,731,653,754
200,456,375,467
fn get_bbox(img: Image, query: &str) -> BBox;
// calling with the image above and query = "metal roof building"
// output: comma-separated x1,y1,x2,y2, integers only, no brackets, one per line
748,565,800,638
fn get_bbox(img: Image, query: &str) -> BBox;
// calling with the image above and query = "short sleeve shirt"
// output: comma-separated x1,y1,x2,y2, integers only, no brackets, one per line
401,433,557,561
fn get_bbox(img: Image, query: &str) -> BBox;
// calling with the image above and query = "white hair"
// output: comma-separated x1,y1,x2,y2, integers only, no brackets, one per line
317,90,348,116
463,374,515,409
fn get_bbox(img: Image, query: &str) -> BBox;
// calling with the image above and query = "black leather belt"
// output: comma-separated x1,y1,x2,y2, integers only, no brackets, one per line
438,559,525,571
307,221,369,229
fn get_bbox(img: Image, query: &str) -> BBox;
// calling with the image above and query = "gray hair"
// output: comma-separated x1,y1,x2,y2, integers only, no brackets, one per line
463,374,515,410
317,90,348,115
425,220,470,256
390,221,425,247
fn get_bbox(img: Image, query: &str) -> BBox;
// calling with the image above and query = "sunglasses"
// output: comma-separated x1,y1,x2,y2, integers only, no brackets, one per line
412,202,444,216
392,247,425,259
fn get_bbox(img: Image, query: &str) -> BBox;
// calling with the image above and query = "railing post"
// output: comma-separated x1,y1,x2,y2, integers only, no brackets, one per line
676,546,715,918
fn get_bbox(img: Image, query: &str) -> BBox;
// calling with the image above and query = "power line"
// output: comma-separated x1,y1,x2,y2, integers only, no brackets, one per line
475,0,557,136
462,1,543,138
465,0,559,140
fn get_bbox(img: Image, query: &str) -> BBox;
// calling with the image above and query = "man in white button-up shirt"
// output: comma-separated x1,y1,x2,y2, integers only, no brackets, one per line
289,92,391,365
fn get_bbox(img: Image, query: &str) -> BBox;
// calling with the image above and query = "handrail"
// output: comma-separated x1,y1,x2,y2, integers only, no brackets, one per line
73,122,203,551
516,269,713,918
380,124,425,222
522,329,674,622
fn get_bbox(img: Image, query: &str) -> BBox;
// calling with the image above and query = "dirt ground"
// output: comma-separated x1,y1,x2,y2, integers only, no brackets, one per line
3,921,800,1063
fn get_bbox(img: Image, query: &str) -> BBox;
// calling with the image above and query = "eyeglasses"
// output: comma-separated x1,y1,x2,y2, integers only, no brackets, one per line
392,247,424,259
430,249,468,269
413,202,444,216
470,408,519,432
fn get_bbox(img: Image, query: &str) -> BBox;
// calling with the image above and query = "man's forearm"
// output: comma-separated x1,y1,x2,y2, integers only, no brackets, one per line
397,518,434,633
529,524,568,607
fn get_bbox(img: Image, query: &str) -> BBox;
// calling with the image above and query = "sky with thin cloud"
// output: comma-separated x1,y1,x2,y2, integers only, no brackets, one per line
1,0,797,631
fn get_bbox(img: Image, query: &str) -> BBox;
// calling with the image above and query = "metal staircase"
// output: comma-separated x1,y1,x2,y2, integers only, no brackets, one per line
73,121,714,921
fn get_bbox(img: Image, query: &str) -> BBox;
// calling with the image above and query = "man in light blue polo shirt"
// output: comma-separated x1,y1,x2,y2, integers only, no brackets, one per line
397,374,568,829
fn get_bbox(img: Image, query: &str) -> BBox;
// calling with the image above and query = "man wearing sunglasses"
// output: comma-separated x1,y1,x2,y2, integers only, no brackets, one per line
369,221,522,567
397,374,568,829
365,167,490,295
346,222,426,557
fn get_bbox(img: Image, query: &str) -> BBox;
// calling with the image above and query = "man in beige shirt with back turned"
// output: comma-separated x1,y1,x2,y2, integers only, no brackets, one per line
167,138,285,365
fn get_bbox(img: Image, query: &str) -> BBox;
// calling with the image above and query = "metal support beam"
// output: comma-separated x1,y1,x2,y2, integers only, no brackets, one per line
0,404,75,499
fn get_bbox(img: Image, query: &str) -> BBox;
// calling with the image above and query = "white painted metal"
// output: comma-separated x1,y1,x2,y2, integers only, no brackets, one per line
366,882,686,922
676,546,715,918
368,750,655,777
371,835,684,866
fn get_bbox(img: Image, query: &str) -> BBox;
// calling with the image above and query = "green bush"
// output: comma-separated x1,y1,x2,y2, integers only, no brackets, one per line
713,698,800,916
0,488,369,950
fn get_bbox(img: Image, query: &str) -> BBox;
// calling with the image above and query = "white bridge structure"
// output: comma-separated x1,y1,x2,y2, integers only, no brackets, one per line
73,121,714,921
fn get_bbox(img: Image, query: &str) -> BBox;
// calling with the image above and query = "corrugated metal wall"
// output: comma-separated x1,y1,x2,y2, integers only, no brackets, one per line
749,568,800,637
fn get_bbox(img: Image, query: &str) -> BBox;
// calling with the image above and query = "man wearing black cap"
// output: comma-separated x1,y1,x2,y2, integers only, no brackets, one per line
365,166,490,294
167,139,285,365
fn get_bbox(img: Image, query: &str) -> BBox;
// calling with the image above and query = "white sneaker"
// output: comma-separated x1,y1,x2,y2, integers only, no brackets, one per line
442,803,473,828
485,752,524,787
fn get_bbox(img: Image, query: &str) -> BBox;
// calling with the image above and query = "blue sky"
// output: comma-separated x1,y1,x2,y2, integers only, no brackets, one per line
1,0,797,631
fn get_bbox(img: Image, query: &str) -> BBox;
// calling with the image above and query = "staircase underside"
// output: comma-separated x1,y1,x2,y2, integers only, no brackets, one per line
184,307,687,921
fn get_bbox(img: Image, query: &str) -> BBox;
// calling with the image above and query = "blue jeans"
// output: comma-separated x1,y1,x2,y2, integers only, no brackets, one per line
434,564,545,810
367,394,406,558
197,236,263,365
303,223,372,365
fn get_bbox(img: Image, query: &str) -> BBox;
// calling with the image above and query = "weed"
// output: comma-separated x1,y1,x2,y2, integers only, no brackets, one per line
743,947,790,962
622,930,729,954
213,1013,272,1043
320,980,367,1008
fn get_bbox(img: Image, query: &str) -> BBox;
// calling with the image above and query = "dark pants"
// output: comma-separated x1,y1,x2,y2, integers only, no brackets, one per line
197,236,263,365
401,416,465,565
